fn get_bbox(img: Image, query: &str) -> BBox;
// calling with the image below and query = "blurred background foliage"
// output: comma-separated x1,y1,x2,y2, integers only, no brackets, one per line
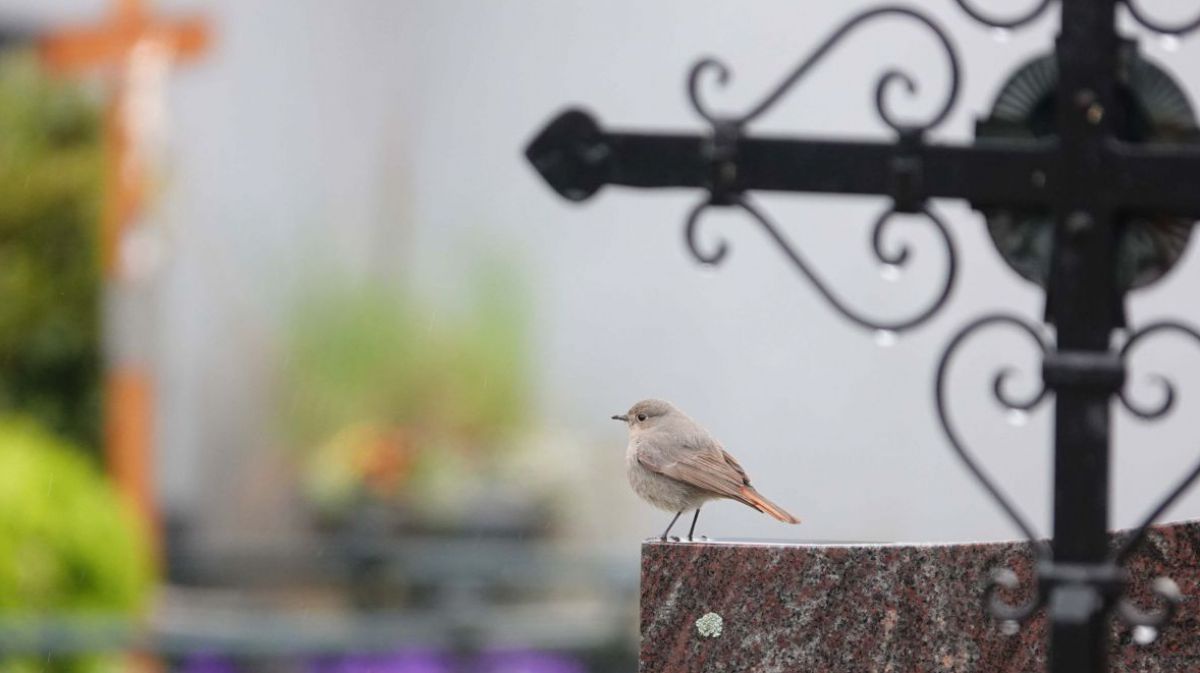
0,52,147,673
0,418,152,673
280,260,542,531
0,52,103,453
0,9,635,670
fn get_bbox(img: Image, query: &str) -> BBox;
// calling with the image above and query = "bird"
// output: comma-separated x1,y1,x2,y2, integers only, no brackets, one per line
612,398,800,541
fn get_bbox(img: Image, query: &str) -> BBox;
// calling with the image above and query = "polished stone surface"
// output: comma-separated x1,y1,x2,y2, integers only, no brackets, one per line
639,521,1200,672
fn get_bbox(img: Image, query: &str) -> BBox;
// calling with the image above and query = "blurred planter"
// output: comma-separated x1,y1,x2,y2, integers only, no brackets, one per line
307,423,552,539
279,263,551,540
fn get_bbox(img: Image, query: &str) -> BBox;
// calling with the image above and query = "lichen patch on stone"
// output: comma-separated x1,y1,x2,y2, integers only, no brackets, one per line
695,611,724,638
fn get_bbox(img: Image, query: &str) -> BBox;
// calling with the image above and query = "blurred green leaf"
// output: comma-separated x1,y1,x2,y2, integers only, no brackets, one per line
0,52,103,452
0,416,152,673
0,418,151,613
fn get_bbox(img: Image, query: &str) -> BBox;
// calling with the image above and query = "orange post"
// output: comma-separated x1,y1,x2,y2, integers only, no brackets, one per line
106,370,156,537
38,0,211,552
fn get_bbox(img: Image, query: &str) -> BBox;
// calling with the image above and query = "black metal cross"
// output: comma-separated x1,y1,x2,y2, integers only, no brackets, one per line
524,2,1200,672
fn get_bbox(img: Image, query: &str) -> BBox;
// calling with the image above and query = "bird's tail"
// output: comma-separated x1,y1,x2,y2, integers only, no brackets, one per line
738,486,801,524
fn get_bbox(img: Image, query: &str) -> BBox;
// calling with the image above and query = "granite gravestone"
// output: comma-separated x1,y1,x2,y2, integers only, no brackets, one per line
639,521,1200,672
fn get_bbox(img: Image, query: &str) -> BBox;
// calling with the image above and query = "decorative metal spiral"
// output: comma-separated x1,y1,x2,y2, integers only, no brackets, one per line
687,5,961,134
935,313,1053,551
1116,577,1184,631
1116,321,1200,421
684,195,957,332
935,313,1054,623
984,567,1044,623
1112,321,1200,566
680,5,963,333
1098,319,1200,644
953,0,1056,30
1117,371,1176,421
1122,0,1200,36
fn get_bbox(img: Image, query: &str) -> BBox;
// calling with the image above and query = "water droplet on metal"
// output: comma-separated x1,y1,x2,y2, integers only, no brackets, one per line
874,330,898,348
999,620,1020,636
991,27,1011,43
1133,625,1158,645
880,264,902,283
1160,34,1181,52
1006,409,1029,427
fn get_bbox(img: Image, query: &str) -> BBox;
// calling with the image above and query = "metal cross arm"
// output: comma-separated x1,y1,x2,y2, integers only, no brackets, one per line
524,3,1200,336
527,113,1200,218
1112,143,1200,215
526,110,1063,209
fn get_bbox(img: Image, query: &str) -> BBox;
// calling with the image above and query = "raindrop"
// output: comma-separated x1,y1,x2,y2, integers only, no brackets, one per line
1006,409,1029,427
880,264,902,283
874,330,897,348
999,620,1020,636
991,28,1012,44
1133,625,1159,645
1160,34,1181,52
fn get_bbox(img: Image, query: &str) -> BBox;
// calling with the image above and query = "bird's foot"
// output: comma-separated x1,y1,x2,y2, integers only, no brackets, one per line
669,536,681,542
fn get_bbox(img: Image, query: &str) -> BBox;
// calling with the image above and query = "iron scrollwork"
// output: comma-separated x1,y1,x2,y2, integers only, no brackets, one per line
683,6,961,333
934,313,1053,623
953,0,1056,30
1113,321,1200,564
935,315,1200,639
951,0,1200,36
685,199,958,332
1122,0,1200,36
686,6,960,133
1107,320,1200,635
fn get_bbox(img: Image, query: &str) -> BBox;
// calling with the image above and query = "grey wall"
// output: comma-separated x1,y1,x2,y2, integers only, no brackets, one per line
8,0,1200,547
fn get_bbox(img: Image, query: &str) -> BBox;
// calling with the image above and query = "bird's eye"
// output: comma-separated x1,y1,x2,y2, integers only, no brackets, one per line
637,413,647,422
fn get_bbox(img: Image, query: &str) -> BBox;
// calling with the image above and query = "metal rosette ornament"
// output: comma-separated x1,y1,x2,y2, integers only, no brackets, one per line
973,46,1199,296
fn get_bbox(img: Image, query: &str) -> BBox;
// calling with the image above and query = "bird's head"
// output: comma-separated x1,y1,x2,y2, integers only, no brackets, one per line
611,398,678,432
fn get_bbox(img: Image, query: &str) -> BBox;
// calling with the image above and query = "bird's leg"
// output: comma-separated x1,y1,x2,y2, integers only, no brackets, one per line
660,511,683,541
687,508,701,541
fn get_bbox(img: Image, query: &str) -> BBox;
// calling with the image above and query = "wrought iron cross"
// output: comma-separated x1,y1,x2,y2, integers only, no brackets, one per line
524,2,1200,672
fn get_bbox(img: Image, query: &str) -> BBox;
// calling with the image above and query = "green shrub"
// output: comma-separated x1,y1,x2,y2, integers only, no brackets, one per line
0,418,152,672
0,52,104,452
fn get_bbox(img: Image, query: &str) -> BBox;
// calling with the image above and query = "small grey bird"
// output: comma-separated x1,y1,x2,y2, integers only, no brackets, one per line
613,399,800,541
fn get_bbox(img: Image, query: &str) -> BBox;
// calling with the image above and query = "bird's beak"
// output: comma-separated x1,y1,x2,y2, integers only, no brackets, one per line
611,414,629,422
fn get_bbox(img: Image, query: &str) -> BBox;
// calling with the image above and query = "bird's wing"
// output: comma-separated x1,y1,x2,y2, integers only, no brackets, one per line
637,432,751,500
718,448,751,486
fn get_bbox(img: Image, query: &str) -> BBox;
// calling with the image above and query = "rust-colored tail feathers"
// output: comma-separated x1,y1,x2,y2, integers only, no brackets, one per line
738,486,801,524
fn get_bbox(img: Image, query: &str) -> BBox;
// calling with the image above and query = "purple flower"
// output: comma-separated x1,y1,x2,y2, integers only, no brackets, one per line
474,650,586,673
309,651,450,673
179,653,239,673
